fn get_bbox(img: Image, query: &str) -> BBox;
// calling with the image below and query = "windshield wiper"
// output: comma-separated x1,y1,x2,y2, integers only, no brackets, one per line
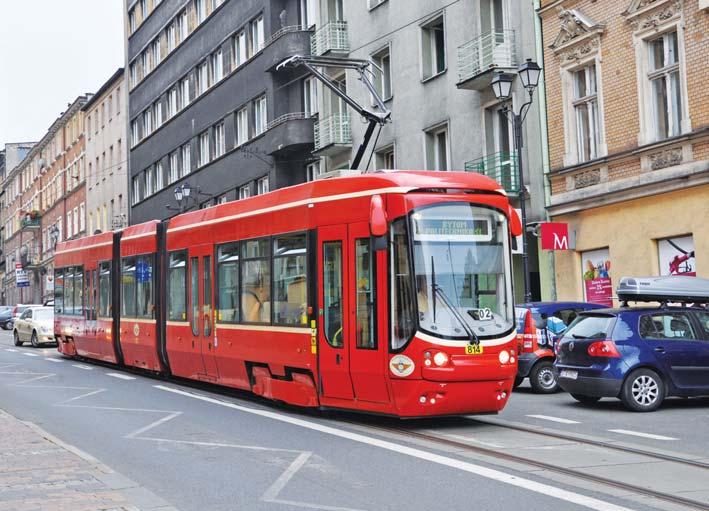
433,283,480,346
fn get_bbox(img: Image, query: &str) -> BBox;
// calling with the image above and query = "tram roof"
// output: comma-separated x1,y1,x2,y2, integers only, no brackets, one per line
167,170,505,232
56,230,113,255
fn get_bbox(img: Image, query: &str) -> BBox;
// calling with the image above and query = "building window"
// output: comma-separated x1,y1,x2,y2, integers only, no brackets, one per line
573,65,600,162
372,46,392,100
169,151,179,183
211,49,223,84
152,39,162,67
145,166,155,197
253,95,267,136
180,77,190,107
129,10,136,33
303,76,318,117
257,176,269,195
216,193,228,204
195,0,206,23
234,30,247,67
197,61,209,95
140,0,147,20
300,0,316,28
306,161,322,181
214,122,225,157
199,131,210,166
239,184,251,199
167,22,176,52
79,203,86,232
236,107,249,145
156,161,164,190
181,144,191,176
425,123,449,171
142,109,152,137
421,15,446,80
132,175,141,205
375,145,395,169
648,31,682,140
154,101,164,129
249,16,265,57
168,87,178,117
73,207,79,235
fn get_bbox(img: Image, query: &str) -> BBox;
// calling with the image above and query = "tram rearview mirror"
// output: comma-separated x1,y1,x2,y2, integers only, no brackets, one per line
369,194,388,237
508,205,523,237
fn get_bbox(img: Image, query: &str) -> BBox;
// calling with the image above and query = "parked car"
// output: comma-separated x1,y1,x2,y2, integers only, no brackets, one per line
0,306,13,330
13,306,55,347
5,304,43,331
555,276,709,412
515,301,606,393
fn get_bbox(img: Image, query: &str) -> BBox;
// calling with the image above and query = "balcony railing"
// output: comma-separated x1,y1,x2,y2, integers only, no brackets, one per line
314,113,351,151
465,151,519,194
311,21,349,56
20,216,41,229
457,30,517,89
266,112,310,131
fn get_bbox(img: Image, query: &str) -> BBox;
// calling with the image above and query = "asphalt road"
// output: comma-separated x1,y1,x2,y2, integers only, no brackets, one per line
0,329,706,511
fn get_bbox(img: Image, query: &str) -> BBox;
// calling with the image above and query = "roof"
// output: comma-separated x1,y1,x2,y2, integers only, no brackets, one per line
518,301,606,311
82,68,125,112
617,276,709,304
56,231,114,255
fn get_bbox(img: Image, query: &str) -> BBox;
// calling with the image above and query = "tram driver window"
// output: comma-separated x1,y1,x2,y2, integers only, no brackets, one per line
391,218,415,349
241,239,271,323
168,251,187,321
136,255,154,318
273,233,307,326
323,241,343,347
121,257,137,317
98,262,111,317
217,242,240,323
54,269,64,314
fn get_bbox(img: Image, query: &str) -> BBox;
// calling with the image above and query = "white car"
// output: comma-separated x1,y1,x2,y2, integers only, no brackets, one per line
13,307,55,347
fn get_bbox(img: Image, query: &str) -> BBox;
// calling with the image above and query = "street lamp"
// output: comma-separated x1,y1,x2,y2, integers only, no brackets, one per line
491,58,542,303
169,182,211,213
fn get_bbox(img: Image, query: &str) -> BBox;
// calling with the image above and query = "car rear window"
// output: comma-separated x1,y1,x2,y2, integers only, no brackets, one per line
563,314,614,340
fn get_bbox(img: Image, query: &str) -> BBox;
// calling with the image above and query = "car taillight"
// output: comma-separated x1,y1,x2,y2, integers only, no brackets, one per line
520,310,538,353
587,340,621,358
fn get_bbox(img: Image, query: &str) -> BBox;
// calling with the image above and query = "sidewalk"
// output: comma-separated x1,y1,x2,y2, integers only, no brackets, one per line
0,408,177,511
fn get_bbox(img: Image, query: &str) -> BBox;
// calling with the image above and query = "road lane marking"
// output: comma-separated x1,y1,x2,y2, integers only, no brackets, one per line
5,349,18,352
526,415,580,424
45,358,63,362
72,364,93,370
445,434,504,448
608,429,677,441
106,373,135,380
22,353,39,357
155,385,636,511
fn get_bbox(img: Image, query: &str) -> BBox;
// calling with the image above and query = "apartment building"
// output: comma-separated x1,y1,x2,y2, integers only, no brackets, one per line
1,97,89,305
308,0,547,300
83,69,129,233
540,0,709,303
125,0,317,223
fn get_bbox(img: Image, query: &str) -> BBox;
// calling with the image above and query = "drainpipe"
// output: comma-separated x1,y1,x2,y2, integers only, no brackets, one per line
533,0,557,301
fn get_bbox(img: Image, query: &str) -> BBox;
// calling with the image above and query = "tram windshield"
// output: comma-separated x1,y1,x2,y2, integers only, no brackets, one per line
411,203,514,340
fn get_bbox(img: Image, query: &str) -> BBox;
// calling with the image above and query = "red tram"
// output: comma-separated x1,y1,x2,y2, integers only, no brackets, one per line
54,171,522,417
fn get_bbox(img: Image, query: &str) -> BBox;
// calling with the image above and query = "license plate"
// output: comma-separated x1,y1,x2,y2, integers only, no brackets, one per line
465,344,483,355
560,369,578,380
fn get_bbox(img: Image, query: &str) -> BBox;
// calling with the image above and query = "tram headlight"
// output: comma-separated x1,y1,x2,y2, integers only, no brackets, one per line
433,352,449,367
498,350,510,364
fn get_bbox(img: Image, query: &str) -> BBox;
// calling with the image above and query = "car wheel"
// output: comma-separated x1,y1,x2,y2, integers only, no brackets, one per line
529,360,559,394
30,331,39,348
620,368,665,412
513,376,524,389
571,393,601,404
13,330,22,347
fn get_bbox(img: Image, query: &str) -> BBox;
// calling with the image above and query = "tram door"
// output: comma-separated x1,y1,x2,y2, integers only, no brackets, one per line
188,244,219,380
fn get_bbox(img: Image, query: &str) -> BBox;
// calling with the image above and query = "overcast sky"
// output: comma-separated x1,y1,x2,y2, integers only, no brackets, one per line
0,0,124,147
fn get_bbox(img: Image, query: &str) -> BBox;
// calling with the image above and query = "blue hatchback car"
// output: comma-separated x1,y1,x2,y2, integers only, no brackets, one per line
555,277,709,412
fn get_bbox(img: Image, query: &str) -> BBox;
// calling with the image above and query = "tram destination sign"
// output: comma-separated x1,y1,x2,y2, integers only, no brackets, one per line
413,217,492,242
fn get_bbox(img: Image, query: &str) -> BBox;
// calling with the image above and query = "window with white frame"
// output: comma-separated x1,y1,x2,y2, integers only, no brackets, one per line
169,151,179,183
253,95,267,136
249,16,264,57
372,46,392,100
300,0,317,28
72,207,79,235
424,123,449,171
197,61,209,95
167,22,176,52
140,0,147,19
152,39,162,67
211,49,223,84
647,30,682,140
199,131,210,166
214,122,225,157
67,211,73,238
236,107,249,145
216,193,228,204
234,30,247,67
156,161,164,190
131,120,139,146
180,77,190,107
421,15,446,80
142,110,152,137
145,166,155,197
131,176,140,206
376,145,395,169
306,161,322,181
79,203,85,232
195,0,206,23
239,184,251,199
257,176,269,195
168,87,178,117
181,144,191,176
129,10,136,33
154,101,164,129
178,10,188,42
303,76,318,117
573,64,600,162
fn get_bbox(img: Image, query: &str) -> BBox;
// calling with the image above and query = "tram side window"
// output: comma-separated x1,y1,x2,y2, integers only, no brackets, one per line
121,257,137,317
64,268,74,315
98,262,112,317
168,251,187,321
273,233,307,326
74,269,84,316
136,255,154,318
54,269,64,314
355,239,375,349
323,241,343,348
241,238,271,323
217,242,239,323
190,257,199,336
391,218,416,350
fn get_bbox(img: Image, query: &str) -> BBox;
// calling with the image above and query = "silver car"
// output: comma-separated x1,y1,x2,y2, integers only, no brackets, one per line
13,307,55,347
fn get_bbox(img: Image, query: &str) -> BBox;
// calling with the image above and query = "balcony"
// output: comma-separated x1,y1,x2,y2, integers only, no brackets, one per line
264,26,313,71
465,151,519,194
311,21,349,56
263,112,316,156
457,30,517,90
314,113,351,154
20,214,41,230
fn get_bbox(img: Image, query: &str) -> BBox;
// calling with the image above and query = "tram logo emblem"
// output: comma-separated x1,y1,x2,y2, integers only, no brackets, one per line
389,355,415,377
133,323,140,337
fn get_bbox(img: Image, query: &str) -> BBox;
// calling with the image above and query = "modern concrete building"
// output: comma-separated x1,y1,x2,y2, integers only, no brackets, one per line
83,69,129,233
309,0,548,301
539,0,709,304
125,0,317,223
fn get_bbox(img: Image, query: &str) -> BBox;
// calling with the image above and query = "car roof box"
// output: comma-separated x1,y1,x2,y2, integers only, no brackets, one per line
617,276,709,304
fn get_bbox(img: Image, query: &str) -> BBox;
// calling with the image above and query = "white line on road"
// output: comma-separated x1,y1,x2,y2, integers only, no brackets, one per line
22,352,39,357
106,373,135,380
72,364,93,370
526,414,580,425
5,349,17,352
608,429,677,441
45,358,63,363
155,385,636,511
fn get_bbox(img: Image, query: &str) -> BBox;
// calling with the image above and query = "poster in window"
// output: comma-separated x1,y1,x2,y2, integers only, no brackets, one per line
658,235,696,276
581,248,612,306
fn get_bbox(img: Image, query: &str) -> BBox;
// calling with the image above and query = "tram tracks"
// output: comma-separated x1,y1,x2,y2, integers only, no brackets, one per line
343,418,709,511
